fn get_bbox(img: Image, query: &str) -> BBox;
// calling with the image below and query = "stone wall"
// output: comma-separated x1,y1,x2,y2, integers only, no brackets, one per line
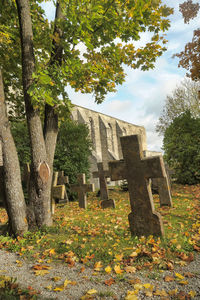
71,105,148,187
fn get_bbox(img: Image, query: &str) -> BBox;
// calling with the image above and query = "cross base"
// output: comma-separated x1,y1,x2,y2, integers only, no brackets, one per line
128,211,164,237
100,199,115,209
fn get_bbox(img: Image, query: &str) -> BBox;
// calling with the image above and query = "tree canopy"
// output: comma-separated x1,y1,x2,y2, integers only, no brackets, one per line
174,1,200,81
156,79,200,135
163,110,200,185
1,0,173,112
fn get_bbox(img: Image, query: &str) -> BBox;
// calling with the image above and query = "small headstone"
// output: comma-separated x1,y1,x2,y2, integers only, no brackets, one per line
57,171,69,203
93,162,115,208
51,172,66,214
109,135,166,236
93,162,109,200
101,198,115,209
70,174,94,209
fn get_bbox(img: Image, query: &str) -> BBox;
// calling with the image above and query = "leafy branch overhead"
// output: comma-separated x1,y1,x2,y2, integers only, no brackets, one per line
0,0,173,111
174,1,200,81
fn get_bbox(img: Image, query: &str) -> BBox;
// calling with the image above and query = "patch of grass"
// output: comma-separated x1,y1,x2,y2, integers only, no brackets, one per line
0,184,199,273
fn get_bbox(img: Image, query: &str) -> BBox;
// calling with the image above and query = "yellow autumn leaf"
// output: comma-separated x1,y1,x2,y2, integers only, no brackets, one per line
114,254,123,261
63,279,72,287
179,280,188,285
133,284,143,290
125,290,138,300
145,291,153,297
94,261,102,271
45,285,52,290
53,285,64,292
49,248,56,255
105,265,112,273
143,283,154,290
154,289,168,297
34,270,49,276
189,290,196,298
52,276,61,282
168,289,178,296
114,264,123,274
130,251,138,257
124,266,136,273
175,272,185,280
86,289,98,295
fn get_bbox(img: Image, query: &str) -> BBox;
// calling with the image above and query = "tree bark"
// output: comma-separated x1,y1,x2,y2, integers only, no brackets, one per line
16,0,52,227
0,70,28,235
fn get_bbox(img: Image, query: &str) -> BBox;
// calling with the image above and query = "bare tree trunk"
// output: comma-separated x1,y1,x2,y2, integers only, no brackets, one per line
0,70,28,236
43,1,64,201
16,0,52,227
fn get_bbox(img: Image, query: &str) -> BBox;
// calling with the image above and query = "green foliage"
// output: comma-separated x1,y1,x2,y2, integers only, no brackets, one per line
10,121,31,169
0,0,173,114
163,110,200,184
10,119,92,185
54,120,92,184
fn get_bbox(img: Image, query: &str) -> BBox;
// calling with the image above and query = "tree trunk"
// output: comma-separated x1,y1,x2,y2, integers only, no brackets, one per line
0,70,28,236
16,0,52,227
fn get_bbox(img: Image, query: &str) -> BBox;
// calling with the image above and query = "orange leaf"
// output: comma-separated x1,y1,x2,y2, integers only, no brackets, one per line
124,266,136,273
104,278,115,286
164,276,174,282
114,264,123,274
32,265,51,270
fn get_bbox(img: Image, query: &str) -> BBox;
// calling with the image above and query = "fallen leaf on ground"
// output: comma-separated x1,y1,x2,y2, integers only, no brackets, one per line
114,264,123,274
94,261,102,271
105,265,112,273
164,275,174,282
32,265,51,270
175,273,185,280
124,266,136,273
104,278,115,286
33,270,49,276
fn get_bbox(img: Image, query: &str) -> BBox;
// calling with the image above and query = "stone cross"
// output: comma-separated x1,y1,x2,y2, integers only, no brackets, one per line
51,172,66,214
93,163,115,209
70,173,94,209
57,171,69,203
109,135,165,236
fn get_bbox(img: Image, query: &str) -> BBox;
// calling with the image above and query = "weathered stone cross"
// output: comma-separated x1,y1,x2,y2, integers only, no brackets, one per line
109,135,165,236
70,174,94,209
93,162,115,208
57,171,69,203
51,171,66,214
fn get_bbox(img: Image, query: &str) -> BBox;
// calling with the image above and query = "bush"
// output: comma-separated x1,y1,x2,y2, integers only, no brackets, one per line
163,110,200,185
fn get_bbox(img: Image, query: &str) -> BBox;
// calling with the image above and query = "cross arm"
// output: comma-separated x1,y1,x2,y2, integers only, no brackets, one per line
143,156,165,179
108,160,126,181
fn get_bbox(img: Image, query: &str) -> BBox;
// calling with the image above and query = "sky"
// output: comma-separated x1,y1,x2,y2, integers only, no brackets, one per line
41,0,199,152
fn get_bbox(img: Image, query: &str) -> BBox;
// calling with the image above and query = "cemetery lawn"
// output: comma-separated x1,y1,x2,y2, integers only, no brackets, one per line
0,184,199,274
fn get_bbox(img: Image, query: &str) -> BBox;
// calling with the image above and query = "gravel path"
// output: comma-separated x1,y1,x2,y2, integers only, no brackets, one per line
0,249,199,299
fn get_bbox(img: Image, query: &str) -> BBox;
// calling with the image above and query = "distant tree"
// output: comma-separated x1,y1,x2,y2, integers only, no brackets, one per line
54,120,92,184
163,110,200,185
11,119,92,185
174,1,200,81
156,79,200,134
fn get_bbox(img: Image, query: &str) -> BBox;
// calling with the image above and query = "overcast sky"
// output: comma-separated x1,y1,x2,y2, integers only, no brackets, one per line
42,0,199,152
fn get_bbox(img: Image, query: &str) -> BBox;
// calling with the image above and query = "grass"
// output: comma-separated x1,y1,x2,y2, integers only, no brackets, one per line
0,184,199,273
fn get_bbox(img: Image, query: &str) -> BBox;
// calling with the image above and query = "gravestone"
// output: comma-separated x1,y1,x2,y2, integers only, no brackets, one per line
57,171,69,203
51,172,66,214
93,162,115,209
70,174,94,209
109,135,166,236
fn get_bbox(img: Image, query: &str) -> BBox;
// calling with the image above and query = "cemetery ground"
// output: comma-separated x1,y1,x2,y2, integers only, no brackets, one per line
0,185,199,299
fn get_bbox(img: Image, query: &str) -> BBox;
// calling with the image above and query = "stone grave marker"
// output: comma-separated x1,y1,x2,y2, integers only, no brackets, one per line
57,171,69,203
70,173,94,209
51,172,66,214
109,135,166,236
93,162,115,209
